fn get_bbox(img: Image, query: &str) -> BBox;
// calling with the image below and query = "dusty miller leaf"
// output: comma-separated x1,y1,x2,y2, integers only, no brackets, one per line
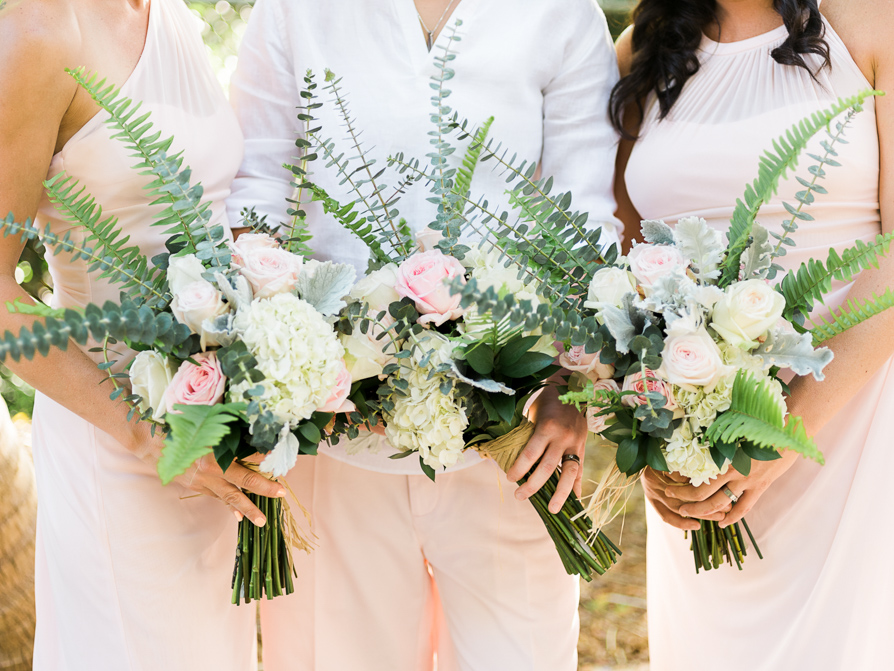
641,220,675,246
740,223,774,280
601,304,637,354
295,260,357,315
673,216,724,281
446,360,516,395
753,328,834,380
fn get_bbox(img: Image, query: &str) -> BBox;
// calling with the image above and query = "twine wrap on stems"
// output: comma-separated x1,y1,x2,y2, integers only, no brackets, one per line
473,419,621,581
473,419,535,474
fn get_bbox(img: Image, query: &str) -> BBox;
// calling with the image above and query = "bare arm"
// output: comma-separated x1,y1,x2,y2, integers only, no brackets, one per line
0,7,281,524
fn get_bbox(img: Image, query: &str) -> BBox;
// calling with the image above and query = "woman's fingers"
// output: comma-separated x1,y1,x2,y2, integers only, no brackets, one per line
220,460,286,499
506,432,548,484
664,472,733,503
549,458,580,513
678,488,737,519
211,480,267,527
514,436,563,501
649,498,701,531
720,489,759,528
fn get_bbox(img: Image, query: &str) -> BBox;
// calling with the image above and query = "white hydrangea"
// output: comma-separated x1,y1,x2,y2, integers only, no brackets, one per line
231,293,344,423
384,333,469,470
664,419,729,486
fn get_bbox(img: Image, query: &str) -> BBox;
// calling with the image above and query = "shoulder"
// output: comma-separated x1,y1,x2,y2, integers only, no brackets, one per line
615,25,635,77
0,0,79,92
822,0,894,87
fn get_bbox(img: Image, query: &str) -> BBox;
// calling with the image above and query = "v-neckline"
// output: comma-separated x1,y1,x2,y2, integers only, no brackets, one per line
392,0,479,72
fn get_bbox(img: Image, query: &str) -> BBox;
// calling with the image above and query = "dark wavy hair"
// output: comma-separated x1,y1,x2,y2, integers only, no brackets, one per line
610,0,831,136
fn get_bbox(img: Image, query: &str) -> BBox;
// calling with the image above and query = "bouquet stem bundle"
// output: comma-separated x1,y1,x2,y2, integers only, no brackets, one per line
231,493,296,604
477,421,620,580
230,468,314,605
690,519,762,573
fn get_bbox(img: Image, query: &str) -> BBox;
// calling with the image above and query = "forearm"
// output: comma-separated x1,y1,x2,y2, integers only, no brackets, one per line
0,278,146,454
786,255,894,436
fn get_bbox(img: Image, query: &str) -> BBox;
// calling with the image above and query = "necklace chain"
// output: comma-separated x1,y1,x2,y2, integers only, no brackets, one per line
416,0,458,51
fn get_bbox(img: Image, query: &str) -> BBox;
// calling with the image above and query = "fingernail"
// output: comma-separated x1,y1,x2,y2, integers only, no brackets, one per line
515,490,526,501
276,489,287,498
255,516,267,527
233,510,244,522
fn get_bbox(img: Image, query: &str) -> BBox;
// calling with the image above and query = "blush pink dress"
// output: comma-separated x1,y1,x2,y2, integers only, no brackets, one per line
30,0,253,668
625,13,893,671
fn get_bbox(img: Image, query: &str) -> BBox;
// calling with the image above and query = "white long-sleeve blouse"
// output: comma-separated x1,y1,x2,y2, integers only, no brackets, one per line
227,0,621,474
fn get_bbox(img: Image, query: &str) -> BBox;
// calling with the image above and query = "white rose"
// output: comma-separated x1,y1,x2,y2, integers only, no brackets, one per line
659,327,734,393
340,325,397,382
350,264,401,313
167,254,207,295
711,279,786,349
129,351,175,423
171,280,229,348
627,243,689,290
584,267,638,309
415,227,443,253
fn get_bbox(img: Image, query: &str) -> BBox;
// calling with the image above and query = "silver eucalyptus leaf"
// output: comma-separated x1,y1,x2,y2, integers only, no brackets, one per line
295,260,357,316
753,328,834,380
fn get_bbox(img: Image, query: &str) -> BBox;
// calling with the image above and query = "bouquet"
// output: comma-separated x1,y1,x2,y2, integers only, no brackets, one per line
452,88,892,571
293,28,622,579
0,69,369,602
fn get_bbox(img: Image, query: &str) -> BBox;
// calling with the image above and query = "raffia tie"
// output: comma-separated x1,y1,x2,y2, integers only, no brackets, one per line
576,462,640,538
473,419,536,475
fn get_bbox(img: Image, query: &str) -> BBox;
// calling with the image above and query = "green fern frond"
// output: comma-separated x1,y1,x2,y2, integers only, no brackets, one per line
68,68,231,268
158,403,246,484
809,288,894,344
43,173,167,305
705,371,823,464
779,232,894,322
309,184,392,266
452,116,493,199
719,89,882,287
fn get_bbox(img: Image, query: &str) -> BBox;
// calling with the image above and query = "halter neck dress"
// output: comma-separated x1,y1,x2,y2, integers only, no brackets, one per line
30,0,252,668
625,11,893,671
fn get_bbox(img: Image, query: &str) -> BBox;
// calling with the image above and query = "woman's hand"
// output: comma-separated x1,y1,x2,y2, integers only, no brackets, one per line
133,429,285,527
641,468,703,531
507,386,588,514
664,451,799,528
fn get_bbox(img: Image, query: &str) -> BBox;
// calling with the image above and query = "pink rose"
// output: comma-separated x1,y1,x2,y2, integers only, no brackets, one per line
660,328,733,393
559,345,615,382
231,233,279,254
621,368,678,411
162,352,227,413
587,379,621,434
316,360,357,414
231,236,301,299
627,243,688,289
395,250,467,326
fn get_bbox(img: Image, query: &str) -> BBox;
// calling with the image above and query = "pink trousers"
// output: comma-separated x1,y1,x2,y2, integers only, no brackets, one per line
259,456,579,671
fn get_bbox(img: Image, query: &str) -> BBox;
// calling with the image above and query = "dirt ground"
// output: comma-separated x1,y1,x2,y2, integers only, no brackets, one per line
577,442,650,669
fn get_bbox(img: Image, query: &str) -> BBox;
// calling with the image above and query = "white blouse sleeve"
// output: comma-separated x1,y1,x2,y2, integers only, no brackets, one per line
540,2,623,247
226,0,298,229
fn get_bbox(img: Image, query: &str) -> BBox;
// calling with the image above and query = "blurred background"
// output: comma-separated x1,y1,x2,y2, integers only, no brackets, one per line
0,2,641,670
